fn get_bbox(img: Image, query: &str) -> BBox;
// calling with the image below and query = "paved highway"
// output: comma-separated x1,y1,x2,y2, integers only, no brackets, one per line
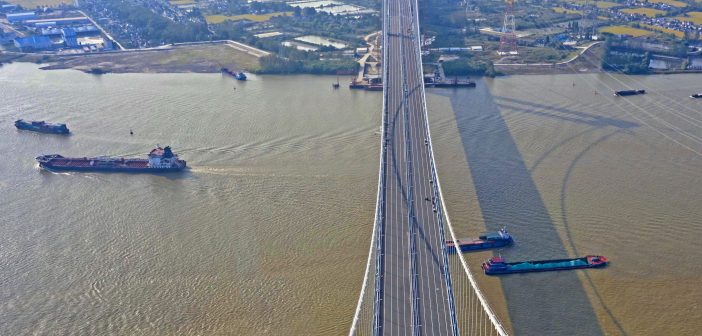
377,0,456,333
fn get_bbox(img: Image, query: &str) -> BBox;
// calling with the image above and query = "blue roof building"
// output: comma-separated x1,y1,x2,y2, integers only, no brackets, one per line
7,11,36,23
14,36,53,52
62,28,78,47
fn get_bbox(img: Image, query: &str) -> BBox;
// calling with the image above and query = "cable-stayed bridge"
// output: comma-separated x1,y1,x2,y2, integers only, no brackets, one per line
348,0,508,334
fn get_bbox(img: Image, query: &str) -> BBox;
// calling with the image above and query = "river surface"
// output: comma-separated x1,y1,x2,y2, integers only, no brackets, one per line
1,63,700,335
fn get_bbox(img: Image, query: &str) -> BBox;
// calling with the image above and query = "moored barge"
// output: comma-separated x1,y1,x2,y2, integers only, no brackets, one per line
446,228,513,254
36,146,186,173
15,119,69,134
614,89,645,96
482,255,608,275
221,67,247,80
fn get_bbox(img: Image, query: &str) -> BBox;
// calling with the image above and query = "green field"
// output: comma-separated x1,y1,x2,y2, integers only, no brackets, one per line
6,0,72,7
552,7,583,14
169,0,195,5
675,11,702,24
621,7,666,17
570,0,620,8
599,25,653,36
648,0,687,7
205,12,292,24
641,24,685,38
595,1,620,8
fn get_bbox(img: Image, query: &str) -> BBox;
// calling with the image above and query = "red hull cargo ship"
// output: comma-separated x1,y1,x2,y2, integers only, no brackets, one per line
36,146,186,173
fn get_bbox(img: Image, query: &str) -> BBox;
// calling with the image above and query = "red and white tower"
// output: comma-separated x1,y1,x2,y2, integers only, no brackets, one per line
498,0,518,55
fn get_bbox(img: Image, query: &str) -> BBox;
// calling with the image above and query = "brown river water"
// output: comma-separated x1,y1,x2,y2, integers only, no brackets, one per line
1,63,700,335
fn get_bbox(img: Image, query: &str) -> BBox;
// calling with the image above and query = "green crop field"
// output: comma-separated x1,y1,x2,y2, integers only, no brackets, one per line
648,0,687,8
6,0,72,8
552,7,583,14
675,11,702,24
205,12,292,24
621,7,666,17
599,25,653,37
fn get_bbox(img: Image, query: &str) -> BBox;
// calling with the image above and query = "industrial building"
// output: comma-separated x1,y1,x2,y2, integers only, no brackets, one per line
6,11,37,23
24,17,90,26
14,36,53,52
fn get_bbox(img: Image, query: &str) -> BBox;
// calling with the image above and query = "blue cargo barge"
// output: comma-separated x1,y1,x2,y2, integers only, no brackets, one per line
15,119,69,134
482,255,608,275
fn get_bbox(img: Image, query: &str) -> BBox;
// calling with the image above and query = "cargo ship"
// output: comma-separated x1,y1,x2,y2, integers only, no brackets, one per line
433,78,476,88
482,255,608,275
15,119,69,134
221,67,247,80
446,228,513,254
690,93,702,99
614,89,645,96
36,146,186,173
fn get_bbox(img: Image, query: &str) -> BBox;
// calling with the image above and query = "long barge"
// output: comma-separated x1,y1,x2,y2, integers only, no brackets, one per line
15,119,69,134
446,228,513,254
614,89,645,96
36,146,186,173
432,79,476,88
482,255,608,275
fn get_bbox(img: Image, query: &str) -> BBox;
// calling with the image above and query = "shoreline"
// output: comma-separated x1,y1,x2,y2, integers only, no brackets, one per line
3,42,702,77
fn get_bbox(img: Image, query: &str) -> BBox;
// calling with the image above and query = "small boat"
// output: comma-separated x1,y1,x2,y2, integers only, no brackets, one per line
221,67,247,80
15,119,69,134
349,79,366,89
446,228,513,254
690,93,702,99
332,77,340,89
482,255,608,275
36,146,186,173
614,89,645,96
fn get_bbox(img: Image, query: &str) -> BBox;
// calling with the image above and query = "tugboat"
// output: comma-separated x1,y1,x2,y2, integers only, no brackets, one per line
15,119,69,134
614,89,646,96
482,255,608,275
36,146,186,173
690,93,702,99
446,228,513,254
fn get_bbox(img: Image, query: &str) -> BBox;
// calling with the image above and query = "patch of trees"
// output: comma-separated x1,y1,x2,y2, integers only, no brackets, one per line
602,41,650,74
442,57,498,77
258,55,359,74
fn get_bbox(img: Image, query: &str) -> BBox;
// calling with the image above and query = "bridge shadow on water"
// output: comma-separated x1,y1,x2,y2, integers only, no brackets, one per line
432,81,639,335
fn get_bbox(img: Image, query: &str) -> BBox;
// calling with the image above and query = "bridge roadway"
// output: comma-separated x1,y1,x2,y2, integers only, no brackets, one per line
377,0,456,333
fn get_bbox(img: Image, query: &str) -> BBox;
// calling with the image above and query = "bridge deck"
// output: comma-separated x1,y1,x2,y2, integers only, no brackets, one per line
378,0,455,334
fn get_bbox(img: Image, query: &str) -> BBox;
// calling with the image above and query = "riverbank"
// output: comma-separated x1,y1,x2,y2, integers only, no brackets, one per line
2,40,700,77
0,42,263,74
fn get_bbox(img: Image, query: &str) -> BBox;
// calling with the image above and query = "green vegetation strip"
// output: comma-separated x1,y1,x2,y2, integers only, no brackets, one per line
6,0,71,7
206,12,293,24
600,25,653,37
620,8,667,18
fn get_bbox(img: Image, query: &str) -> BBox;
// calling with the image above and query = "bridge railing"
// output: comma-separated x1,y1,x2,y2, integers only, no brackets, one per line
348,1,390,334
410,0,508,329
